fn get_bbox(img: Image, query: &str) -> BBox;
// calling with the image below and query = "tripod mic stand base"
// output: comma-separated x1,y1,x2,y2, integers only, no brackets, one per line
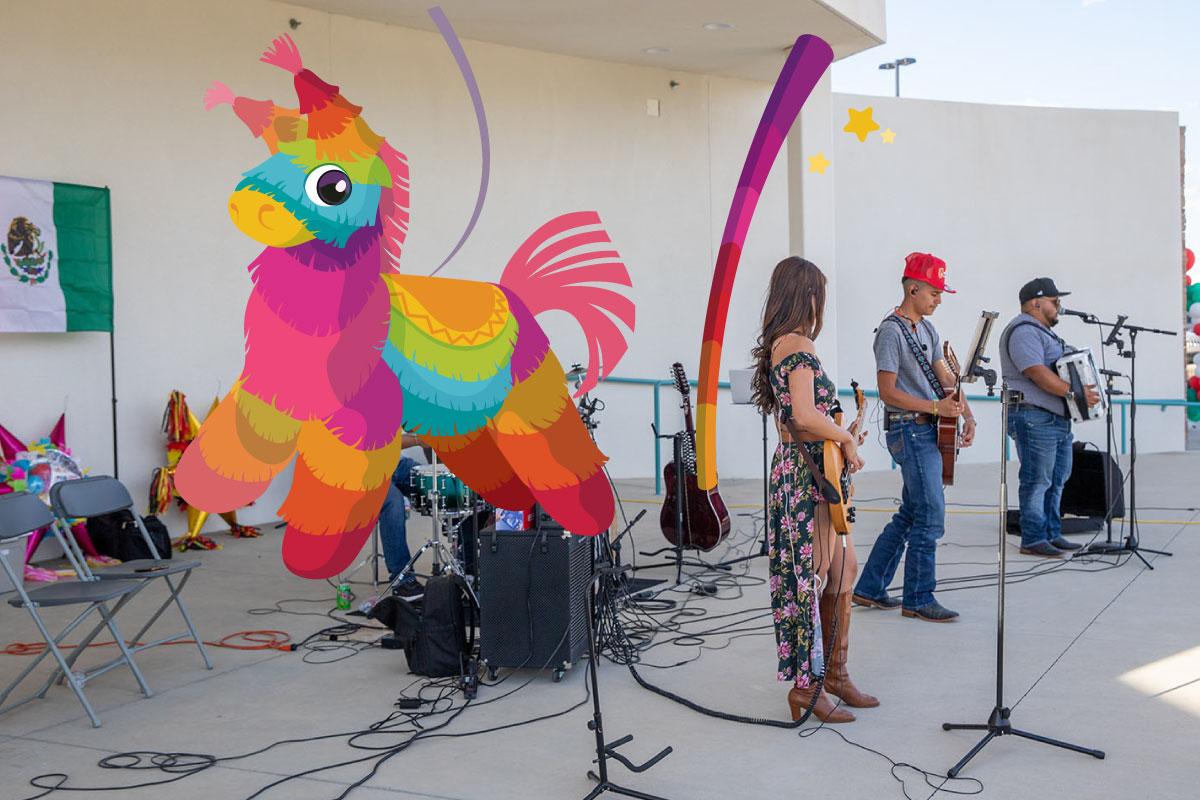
942,706,1104,778
1077,540,1172,567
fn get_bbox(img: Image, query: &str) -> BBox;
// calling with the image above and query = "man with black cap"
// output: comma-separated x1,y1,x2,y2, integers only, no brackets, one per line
999,278,1100,557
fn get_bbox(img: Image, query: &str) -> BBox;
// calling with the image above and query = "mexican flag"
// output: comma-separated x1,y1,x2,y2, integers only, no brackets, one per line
0,176,112,332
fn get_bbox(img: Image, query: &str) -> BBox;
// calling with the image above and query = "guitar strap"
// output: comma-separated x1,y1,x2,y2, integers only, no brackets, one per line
786,422,842,503
884,315,945,400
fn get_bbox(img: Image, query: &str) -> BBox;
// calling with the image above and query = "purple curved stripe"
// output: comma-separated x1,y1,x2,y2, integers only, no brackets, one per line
428,6,491,276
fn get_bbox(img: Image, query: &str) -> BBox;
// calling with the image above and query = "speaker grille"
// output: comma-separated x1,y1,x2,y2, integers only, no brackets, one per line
477,525,593,671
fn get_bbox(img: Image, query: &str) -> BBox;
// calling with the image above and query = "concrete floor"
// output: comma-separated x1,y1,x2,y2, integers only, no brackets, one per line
1,453,1198,800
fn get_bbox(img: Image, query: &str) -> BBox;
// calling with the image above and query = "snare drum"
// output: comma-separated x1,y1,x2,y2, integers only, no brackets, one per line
409,464,473,513
1055,348,1108,423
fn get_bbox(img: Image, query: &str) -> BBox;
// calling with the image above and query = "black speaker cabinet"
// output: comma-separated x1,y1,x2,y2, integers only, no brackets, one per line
477,520,593,680
1062,442,1125,519
1007,442,1125,535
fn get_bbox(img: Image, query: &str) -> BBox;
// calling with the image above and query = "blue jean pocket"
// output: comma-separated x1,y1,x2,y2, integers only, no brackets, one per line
886,429,905,461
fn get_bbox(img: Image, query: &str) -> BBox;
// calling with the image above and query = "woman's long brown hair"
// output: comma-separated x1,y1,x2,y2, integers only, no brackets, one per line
750,257,827,415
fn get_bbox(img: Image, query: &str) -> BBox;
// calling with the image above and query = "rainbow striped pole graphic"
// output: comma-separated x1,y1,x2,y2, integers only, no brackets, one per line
695,35,833,490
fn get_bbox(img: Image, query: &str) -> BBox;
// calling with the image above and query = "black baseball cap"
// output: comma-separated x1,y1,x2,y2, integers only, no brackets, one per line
1019,277,1071,304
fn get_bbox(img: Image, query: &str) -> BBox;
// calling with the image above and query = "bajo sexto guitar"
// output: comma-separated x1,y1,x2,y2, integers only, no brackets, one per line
936,343,964,486
660,362,731,551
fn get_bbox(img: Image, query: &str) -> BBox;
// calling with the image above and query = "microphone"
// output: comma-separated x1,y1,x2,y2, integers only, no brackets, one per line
1061,308,1097,323
1098,368,1122,378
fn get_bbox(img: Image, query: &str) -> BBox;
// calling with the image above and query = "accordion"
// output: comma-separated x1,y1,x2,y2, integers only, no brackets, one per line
1054,348,1107,423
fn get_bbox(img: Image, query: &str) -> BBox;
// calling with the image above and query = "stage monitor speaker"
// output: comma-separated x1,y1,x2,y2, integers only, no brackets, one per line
1006,442,1124,535
1061,442,1124,519
477,517,592,677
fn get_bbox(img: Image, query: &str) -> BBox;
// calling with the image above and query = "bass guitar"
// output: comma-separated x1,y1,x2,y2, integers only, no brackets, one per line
660,362,731,551
823,381,867,534
937,343,963,485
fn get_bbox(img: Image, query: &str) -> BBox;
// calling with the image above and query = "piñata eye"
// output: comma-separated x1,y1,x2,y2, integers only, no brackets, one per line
304,165,352,206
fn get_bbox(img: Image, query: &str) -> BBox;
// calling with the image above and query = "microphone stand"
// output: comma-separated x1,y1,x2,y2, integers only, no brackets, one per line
1074,312,1124,555
1075,315,1176,566
942,380,1105,776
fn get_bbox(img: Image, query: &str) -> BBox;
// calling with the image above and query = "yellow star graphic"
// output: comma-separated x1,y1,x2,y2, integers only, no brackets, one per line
808,153,830,174
881,128,896,144
843,107,881,142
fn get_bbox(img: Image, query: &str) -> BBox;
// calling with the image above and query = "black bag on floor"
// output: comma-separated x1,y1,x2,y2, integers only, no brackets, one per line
369,575,473,678
86,511,173,562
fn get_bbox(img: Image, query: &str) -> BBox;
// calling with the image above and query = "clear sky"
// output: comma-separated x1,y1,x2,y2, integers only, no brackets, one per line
830,0,1198,270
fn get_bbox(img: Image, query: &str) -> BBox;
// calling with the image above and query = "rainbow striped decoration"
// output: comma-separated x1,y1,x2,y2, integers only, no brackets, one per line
695,35,833,490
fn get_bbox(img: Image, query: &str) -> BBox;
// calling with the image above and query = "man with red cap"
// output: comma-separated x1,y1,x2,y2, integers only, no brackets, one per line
854,252,973,623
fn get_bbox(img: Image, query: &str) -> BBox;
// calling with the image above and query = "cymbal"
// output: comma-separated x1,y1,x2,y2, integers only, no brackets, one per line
565,364,587,381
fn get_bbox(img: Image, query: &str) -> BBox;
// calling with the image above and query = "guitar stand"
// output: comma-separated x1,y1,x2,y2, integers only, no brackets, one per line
637,428,714,586
582,568,673,800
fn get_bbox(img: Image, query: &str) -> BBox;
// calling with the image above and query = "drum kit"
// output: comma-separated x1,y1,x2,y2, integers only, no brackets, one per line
383,451,483,600
352,363,601,602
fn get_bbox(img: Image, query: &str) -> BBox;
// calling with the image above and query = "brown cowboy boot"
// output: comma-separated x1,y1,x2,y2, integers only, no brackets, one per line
820,591,880,708
788,685,855,723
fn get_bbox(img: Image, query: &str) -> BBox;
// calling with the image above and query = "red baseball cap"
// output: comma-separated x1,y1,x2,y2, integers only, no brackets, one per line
903,252,955,293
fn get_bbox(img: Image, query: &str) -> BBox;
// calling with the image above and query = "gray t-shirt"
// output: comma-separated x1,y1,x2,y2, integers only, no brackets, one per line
999,313,1068,417
874,313,943,414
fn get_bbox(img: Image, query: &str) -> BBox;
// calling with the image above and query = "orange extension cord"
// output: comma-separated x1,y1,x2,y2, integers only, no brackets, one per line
2,630,293,656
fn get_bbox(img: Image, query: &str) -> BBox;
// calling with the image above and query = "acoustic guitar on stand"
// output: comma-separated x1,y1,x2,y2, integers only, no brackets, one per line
660,362,731,551
823,380,867,535
937,343,964,486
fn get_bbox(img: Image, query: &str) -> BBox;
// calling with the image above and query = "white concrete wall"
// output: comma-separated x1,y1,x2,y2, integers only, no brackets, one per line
832,93,1185,472
0,0,803,537
11,2,1175,533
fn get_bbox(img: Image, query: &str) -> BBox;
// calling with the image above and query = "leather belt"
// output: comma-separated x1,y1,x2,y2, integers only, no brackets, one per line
1013,402,1068,419
884,412,934,430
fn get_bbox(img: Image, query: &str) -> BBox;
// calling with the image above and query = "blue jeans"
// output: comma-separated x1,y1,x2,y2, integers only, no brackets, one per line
855,420,945,609
378,457,417,582
1007,406,1073,547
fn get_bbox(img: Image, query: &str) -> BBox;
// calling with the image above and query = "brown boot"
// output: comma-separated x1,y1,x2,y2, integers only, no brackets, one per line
788,685,855,723
820,592,880,708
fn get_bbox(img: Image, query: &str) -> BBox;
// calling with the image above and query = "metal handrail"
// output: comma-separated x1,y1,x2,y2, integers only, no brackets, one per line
600,376,1200,493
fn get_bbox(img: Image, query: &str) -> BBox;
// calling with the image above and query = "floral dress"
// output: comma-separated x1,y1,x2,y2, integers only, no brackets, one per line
768,350,841,686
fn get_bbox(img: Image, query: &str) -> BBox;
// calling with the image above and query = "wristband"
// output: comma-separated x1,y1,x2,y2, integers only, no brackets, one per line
931,400,938,417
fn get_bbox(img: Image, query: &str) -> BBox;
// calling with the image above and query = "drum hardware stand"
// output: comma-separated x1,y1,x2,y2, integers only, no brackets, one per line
582,563,673,800
343,522,384,597
384,450,479,607
943,380,1105,776
1075,317,1176,566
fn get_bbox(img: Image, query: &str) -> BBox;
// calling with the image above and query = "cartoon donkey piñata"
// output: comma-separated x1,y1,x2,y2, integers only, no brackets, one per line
176,36,634,579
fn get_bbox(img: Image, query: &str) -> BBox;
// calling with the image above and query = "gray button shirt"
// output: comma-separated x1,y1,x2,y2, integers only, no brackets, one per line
999,313,1068,417
874,313,943,414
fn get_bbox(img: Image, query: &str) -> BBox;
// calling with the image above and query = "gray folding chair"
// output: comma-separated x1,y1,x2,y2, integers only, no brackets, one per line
0,491,152,728
50,476,212,672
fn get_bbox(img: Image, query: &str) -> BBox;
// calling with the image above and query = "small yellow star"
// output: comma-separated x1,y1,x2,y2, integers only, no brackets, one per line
808,153,830,174
843,107,881,142
881,128,897,144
